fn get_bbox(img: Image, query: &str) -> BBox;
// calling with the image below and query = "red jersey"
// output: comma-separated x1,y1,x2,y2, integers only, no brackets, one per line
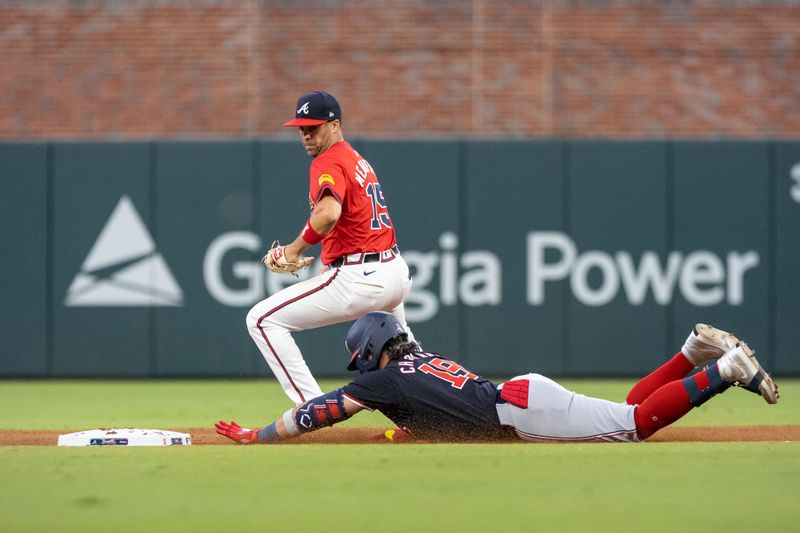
308,141,397,264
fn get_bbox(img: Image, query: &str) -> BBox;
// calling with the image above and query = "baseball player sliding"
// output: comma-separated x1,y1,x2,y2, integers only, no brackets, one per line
248,91,415,404
219,312,779,444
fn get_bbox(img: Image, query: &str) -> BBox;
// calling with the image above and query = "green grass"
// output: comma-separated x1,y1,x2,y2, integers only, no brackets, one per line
1,379,799,532
0,379,392,430
1,443,799,532
2,378,797,430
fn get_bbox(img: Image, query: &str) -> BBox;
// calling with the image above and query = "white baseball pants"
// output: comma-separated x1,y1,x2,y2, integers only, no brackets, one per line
495,374,639,442
246,254,413,404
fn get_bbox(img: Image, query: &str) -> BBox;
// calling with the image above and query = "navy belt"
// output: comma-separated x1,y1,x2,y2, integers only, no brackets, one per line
330,245,399,268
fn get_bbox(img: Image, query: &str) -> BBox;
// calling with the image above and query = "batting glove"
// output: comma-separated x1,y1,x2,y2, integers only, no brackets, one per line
215,420,259,444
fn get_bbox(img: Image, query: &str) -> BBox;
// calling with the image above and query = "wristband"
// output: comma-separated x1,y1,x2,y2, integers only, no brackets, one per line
300,220,325,245
257,422,280,443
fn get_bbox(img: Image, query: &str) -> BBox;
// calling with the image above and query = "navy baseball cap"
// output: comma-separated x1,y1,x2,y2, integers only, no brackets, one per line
283,91,342,127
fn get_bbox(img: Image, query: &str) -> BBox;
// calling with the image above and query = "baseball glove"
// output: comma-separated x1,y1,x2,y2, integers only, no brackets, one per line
262,240,313,277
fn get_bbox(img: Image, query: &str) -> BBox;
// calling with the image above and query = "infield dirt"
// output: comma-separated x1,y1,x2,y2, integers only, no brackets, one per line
2,425,799,446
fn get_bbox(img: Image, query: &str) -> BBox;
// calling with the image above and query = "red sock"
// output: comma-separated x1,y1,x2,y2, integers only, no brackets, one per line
634,364,729,440
634,381,692,440
626,352,694,405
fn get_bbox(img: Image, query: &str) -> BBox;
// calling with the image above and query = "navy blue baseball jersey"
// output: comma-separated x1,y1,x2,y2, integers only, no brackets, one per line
341,352,515,441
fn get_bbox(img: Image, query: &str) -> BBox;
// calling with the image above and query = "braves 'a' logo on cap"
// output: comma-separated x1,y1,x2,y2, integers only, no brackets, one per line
297,102,310,115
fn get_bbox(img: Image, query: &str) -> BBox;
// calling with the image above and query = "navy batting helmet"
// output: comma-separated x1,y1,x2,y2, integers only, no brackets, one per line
345,312,407,373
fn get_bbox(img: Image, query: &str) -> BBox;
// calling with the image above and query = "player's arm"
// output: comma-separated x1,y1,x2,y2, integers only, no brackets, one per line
283,193,341,261
215,388,364,444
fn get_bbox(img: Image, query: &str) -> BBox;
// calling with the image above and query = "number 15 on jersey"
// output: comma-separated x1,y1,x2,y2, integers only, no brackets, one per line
366,182,392,230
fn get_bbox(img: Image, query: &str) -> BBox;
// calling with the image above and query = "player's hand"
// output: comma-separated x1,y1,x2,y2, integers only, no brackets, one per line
281,243,303,264
282,243,317,270
215,420,259,444
262,241,314,277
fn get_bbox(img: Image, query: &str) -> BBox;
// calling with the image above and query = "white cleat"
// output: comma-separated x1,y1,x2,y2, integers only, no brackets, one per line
717,342,779,405
682,323,740,366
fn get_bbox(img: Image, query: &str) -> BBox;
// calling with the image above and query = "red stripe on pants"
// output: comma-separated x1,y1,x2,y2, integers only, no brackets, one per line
256,270,340,403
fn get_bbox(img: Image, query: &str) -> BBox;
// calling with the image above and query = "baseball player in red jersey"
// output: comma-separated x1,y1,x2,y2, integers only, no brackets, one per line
246,91,416,404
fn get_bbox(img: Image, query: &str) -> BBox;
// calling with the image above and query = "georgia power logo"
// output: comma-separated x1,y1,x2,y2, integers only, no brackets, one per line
65,196,183,307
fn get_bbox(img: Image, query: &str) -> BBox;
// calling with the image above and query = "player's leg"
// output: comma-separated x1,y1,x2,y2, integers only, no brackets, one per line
633,342,779,440
497,343,778,443
626,324,739,405
246,269,342,404
247,261,413,404
365,255,417,343
496,374,639,442
386,302,419,345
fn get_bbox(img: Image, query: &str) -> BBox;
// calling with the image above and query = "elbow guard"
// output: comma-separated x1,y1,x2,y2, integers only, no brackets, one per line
294,388,351,433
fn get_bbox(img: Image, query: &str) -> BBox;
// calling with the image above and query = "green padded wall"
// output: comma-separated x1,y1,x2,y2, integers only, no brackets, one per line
1,140,797,377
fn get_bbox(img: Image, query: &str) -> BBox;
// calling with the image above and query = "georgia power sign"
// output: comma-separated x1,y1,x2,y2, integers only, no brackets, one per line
67,196,760,322
65,196,183,307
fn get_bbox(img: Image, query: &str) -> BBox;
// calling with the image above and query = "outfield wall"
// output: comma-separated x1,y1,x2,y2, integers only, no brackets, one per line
2,140,799,378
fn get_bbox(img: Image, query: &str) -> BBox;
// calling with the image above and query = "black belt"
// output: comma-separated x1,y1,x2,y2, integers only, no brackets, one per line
330,245,399,268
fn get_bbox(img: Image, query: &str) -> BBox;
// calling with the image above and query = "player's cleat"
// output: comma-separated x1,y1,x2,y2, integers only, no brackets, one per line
215,420,260,444
717,343,779,404
681,323,740,366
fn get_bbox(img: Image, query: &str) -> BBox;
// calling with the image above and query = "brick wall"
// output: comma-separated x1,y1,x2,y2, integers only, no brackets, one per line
1,0,798,140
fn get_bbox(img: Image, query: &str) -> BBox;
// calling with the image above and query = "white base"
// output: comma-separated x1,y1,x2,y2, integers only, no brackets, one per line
57,428,191,446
